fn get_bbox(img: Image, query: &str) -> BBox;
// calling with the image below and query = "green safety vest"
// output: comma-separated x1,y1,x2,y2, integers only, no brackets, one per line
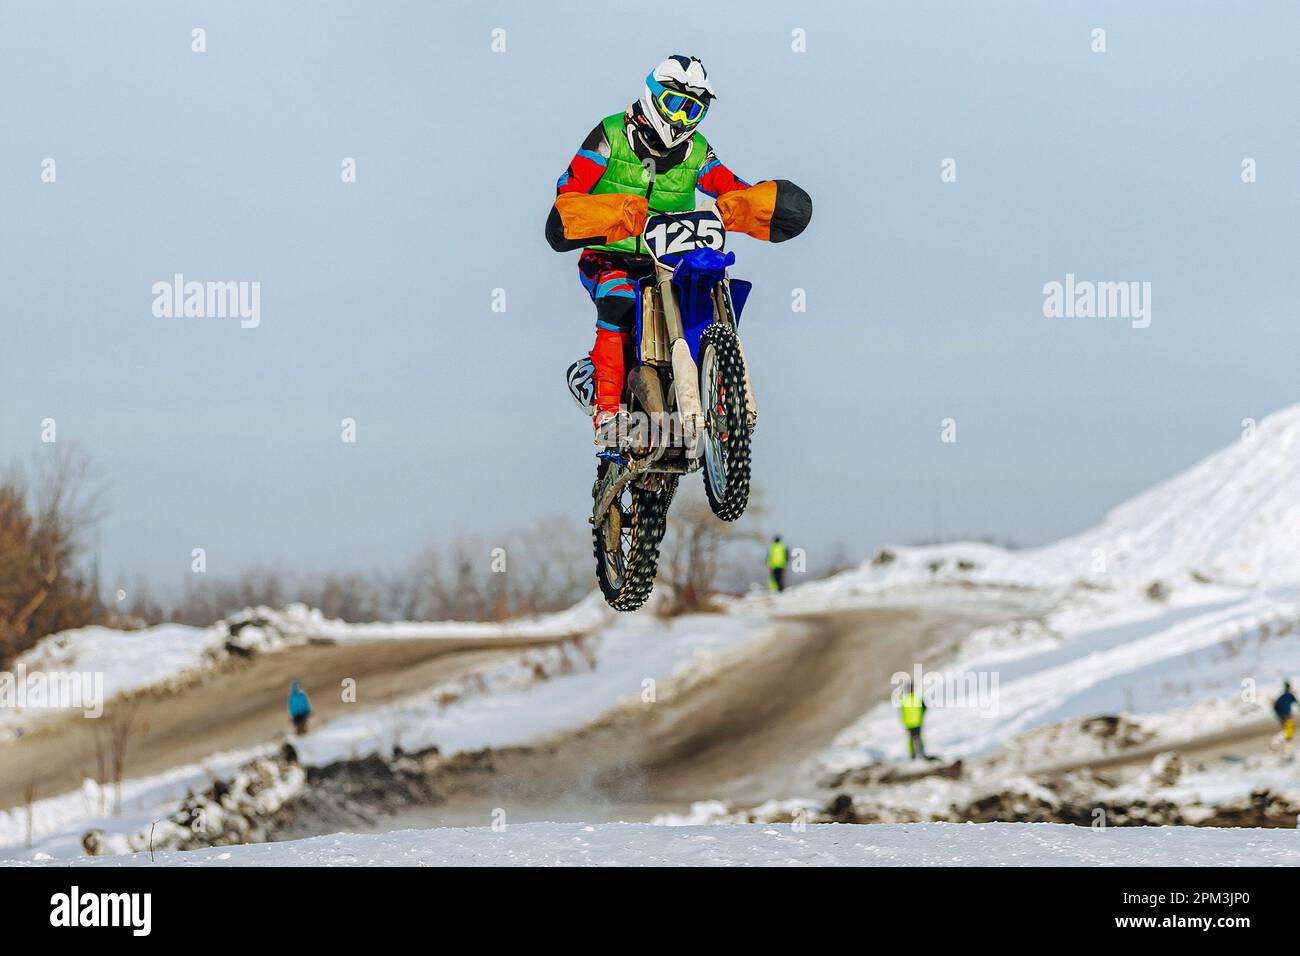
900,692,924,729
588,113,710,255
767,541,788,570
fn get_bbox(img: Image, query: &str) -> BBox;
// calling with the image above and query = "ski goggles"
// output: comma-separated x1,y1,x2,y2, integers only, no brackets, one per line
647,76,709,127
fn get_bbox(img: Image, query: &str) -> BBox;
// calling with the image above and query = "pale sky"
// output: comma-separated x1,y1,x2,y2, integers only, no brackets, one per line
3,0,1299,590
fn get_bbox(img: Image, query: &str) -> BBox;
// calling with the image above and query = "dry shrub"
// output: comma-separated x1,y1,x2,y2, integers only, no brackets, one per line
0,446,105,665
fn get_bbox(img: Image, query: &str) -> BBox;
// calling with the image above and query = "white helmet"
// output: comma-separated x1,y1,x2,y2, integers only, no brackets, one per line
636,55,716,151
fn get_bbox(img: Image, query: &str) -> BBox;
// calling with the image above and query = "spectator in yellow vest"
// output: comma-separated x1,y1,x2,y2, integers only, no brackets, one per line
899,681,927,760
767,535,788,592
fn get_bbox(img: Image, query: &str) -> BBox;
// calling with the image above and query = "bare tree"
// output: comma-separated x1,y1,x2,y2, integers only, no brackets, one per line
105,514,594,631
89,698,146,816
0,445,106,664
23,777,38,849
401,516,589,622
117,575,167,627
660,485,766,613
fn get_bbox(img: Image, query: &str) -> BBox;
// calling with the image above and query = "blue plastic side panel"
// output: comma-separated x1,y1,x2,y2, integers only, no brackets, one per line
729,279,753,327
679,293,712,361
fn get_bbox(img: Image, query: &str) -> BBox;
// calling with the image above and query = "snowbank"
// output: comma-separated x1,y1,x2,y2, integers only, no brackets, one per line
0,744,274,860
0,622,224,740
0,594,614,741
9,821,1298,867
819,588,1300,773
289,610,767,766
0,611,773,860
227,592,613,647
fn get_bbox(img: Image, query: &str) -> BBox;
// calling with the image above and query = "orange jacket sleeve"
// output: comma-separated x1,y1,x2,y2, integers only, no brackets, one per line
546,193,648,251
717,180,812,243
717,181,778,241
555,193,648,244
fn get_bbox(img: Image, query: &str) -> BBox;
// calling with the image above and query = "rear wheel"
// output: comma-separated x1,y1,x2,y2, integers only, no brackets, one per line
698,324,752,521
592,462,677,611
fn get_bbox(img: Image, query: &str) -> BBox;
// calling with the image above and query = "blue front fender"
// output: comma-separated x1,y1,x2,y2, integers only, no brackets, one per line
634,248,752,366
673,248,733,362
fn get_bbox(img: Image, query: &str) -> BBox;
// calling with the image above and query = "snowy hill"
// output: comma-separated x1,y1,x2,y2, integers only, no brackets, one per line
779,404,1300,607
762,407,1300,798
1035,405,1300,586
13,822,1299,867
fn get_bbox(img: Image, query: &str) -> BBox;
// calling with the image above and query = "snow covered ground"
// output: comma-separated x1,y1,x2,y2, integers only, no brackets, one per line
710,407,1300,827
250,593,613,645
0,610,773,861
819,586,1300,771
2,622,222,734
8,404,1300,865
712,408,1300,777
0,596,613,743
11,821,1298,867
0,745,279,861
289,610,766,765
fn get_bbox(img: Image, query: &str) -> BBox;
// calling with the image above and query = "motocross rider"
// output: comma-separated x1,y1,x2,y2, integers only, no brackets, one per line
545,55,812,444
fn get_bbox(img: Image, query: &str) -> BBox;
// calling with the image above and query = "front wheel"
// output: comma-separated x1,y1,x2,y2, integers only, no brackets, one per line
698,324,752,522
592,462,677,611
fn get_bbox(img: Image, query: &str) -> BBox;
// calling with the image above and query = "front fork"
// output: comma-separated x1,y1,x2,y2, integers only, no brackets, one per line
655,263,705,454
656,265,758,453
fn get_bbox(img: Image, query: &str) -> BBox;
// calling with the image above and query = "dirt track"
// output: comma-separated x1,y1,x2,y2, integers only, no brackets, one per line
2,600,1023,830
379,602,1018,829
12,594,1284,837
639,605,998,800
0,633,573,811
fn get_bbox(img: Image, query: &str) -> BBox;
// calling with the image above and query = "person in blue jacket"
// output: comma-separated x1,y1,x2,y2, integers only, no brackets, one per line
288,680,312,735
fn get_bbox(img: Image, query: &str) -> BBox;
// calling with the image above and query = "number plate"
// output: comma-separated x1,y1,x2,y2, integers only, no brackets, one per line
642,210,725,262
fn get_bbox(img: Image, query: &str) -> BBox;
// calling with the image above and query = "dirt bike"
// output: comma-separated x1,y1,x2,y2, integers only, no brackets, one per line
586,204,758,611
